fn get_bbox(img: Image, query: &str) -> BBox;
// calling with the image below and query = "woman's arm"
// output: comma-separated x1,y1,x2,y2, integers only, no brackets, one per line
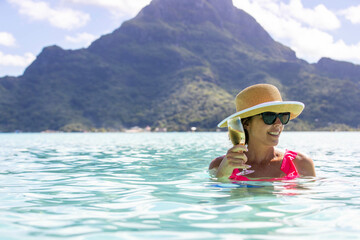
209,144,248,178
209,155,225,170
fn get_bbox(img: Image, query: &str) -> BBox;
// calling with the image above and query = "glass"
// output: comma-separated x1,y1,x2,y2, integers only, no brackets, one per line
227,117,254,176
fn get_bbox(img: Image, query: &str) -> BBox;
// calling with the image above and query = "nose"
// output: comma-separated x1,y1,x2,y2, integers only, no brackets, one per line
273,116,282,125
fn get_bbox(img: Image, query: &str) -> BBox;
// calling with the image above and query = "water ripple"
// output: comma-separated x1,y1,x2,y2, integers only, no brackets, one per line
0,132,359,239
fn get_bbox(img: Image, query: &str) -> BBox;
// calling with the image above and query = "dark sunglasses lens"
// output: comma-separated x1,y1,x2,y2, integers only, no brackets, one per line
261,112,291,125
262,112,277,125
279,112,290,125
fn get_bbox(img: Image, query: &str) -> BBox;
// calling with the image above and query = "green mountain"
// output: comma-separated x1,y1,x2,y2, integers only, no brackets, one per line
0,0,359,132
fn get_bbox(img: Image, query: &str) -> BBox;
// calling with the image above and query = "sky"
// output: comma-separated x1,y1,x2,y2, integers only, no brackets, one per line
1,0,360,77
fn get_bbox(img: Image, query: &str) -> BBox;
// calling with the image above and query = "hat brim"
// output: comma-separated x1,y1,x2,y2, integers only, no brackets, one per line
217,101,305,128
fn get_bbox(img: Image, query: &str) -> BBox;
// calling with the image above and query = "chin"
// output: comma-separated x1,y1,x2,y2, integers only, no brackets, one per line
266,134,280,146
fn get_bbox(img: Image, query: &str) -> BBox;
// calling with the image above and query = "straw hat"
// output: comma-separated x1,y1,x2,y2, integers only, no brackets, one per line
218,84,304,128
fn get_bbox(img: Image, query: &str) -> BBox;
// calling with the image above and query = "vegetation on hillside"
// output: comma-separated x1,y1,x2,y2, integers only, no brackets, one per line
0,0,359,132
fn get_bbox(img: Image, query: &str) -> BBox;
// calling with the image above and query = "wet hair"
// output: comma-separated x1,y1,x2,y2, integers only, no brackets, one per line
241,117,252,145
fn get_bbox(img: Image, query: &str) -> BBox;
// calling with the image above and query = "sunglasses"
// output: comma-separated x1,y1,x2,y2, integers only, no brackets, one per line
260,112,291,125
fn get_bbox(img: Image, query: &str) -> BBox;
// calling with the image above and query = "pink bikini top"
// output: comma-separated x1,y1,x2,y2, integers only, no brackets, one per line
229,150,300,181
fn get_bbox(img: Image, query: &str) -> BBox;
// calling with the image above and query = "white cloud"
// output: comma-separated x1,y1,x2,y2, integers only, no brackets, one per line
0,32,16,47
65,32,97,47
339,5,360,24
279,0,340,30
65,0,151,18
232,0,360,63
0,51,35,67
8,0,90,30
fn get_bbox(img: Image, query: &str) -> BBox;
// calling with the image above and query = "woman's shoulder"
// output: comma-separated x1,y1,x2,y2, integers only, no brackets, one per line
292,151,316,177
275,149,316,177
275,148,310,162
292,151,312,164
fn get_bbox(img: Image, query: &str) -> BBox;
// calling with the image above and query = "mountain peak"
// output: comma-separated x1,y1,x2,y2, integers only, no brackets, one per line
137,0,233,26
315,57,360,82
102,0,296,61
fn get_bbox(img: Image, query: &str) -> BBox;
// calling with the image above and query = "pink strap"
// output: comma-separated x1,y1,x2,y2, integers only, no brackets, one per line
280,150,300,179
229,169,249,181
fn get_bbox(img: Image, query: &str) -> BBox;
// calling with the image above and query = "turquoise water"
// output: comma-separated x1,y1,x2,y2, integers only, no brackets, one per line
1,132,359,239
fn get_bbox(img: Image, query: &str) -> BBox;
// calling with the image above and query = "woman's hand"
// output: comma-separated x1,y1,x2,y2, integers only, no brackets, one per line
216,144,248,178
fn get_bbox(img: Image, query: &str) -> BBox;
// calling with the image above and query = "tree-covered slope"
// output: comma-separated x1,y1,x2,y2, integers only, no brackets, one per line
0,0,359,132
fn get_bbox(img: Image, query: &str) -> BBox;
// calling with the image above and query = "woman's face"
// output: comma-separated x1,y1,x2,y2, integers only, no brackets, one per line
245,114,284,147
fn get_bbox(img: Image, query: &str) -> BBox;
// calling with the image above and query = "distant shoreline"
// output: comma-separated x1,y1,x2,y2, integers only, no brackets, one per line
3,129,359,134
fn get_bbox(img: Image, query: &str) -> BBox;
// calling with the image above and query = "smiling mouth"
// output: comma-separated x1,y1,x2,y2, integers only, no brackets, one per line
268,131,280,136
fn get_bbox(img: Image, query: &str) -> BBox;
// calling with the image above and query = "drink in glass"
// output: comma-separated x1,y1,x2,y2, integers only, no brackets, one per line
227,117,254,175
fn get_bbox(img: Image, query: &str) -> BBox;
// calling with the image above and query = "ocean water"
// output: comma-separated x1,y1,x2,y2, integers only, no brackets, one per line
0,132,359,240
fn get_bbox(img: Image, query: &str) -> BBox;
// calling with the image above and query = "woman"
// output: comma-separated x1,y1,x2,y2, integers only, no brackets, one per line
209,84,316,181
